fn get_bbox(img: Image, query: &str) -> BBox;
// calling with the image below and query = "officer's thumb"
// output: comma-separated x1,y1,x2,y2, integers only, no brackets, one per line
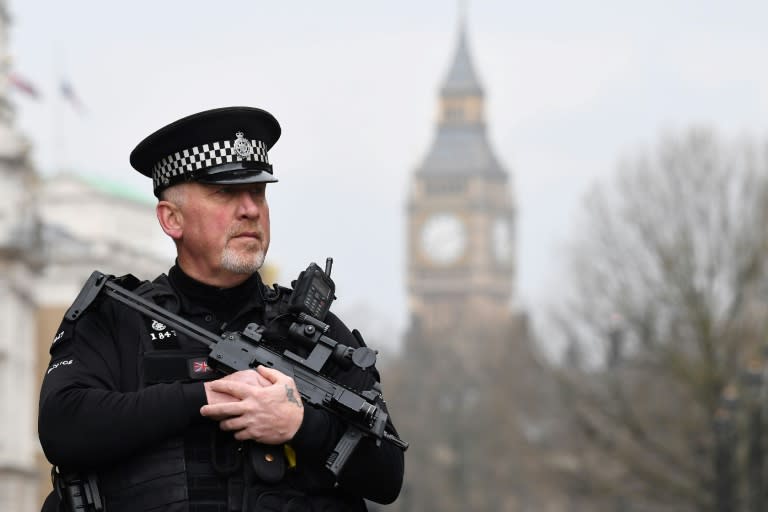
255,365,283,384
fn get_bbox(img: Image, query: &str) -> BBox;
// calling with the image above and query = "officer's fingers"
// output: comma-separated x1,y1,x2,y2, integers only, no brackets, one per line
232,428,261,442
256,365,287,384
221,369,270,387
255,371,272,387
200,407,229,421
203,382,239,405
200,401,244,420
208,379,254,399
232,430,249,442
218,415,248,432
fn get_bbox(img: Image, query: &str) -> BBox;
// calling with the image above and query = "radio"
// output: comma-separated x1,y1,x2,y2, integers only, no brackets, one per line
289,258,336,321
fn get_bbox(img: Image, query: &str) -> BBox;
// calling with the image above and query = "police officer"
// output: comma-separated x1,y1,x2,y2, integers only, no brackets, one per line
38,106,405,511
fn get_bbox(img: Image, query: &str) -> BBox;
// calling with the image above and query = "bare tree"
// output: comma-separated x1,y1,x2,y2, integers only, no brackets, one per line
553,128,768,511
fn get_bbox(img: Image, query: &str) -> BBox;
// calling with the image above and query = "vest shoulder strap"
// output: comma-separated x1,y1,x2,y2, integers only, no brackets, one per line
262,284,294,324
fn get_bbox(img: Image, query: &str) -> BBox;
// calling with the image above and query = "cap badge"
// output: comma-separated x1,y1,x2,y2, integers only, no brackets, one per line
233,131,253,160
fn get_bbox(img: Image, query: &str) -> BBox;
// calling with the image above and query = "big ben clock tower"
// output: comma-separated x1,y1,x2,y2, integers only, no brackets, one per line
407,17,515,333
390,14,559,512
391,14,563,512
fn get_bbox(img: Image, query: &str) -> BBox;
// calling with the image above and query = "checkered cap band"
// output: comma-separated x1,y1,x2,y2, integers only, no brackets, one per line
152,138,270,189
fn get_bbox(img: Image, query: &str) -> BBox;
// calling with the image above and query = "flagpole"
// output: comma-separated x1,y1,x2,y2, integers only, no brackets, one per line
52,44,68,175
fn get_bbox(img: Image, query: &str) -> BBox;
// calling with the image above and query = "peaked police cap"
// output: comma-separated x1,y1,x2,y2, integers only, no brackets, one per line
130,106,281,197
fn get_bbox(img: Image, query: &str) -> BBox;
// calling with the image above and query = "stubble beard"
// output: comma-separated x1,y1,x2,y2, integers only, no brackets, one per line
220,236,267,274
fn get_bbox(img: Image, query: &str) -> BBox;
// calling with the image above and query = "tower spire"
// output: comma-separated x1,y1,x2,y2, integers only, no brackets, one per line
416,4,503,178
458,0,468,26
442,0,482,96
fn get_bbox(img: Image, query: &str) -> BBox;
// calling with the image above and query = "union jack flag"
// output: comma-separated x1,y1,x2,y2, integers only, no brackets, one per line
193,360,211,373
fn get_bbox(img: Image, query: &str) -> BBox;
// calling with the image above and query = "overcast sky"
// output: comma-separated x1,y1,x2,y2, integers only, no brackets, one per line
7,1,768,353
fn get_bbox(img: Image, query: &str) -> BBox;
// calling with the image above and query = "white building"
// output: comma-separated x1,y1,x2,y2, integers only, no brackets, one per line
0,4,172,507
0,171,172,512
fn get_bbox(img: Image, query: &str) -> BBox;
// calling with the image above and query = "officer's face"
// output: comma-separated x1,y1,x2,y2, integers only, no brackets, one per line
160,182,271,286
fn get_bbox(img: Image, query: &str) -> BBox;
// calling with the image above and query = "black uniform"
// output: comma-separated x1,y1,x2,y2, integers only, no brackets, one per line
39,264,404,511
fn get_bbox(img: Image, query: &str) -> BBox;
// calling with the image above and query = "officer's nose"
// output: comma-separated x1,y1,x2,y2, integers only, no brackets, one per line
236,190,263,219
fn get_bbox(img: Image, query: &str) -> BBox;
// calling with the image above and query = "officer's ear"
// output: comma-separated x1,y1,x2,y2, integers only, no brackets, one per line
156,187,185,240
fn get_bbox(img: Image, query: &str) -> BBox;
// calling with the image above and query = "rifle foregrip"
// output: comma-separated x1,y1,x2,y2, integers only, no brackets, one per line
326,427,364,476
384,431,410,451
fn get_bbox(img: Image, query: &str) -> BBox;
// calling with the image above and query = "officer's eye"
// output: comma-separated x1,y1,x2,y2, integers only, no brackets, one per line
210,185,265,200
249,186,267,198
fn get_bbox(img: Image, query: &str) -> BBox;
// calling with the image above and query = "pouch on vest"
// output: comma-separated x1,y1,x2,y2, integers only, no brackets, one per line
247,442,286,483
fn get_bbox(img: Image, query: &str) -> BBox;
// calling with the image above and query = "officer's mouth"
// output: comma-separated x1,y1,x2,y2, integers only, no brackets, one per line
231,232,261,241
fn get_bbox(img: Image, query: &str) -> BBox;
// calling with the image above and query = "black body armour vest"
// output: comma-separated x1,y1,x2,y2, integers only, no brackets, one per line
91,275,364,512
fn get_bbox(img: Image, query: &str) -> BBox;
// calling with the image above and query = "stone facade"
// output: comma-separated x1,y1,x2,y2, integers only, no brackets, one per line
0,11,173,505
29,174,172,507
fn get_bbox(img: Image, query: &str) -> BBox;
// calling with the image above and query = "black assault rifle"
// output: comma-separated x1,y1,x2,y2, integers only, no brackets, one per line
66,264,408,477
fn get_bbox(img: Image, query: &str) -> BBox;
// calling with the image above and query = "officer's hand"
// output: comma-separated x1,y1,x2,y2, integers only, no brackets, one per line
222,369,273,388
200,366,304,445
203,383,237,406
203,369,271,405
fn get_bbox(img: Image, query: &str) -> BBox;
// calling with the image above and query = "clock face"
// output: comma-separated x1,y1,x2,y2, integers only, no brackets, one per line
492,218,512,264
420,213,467,265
